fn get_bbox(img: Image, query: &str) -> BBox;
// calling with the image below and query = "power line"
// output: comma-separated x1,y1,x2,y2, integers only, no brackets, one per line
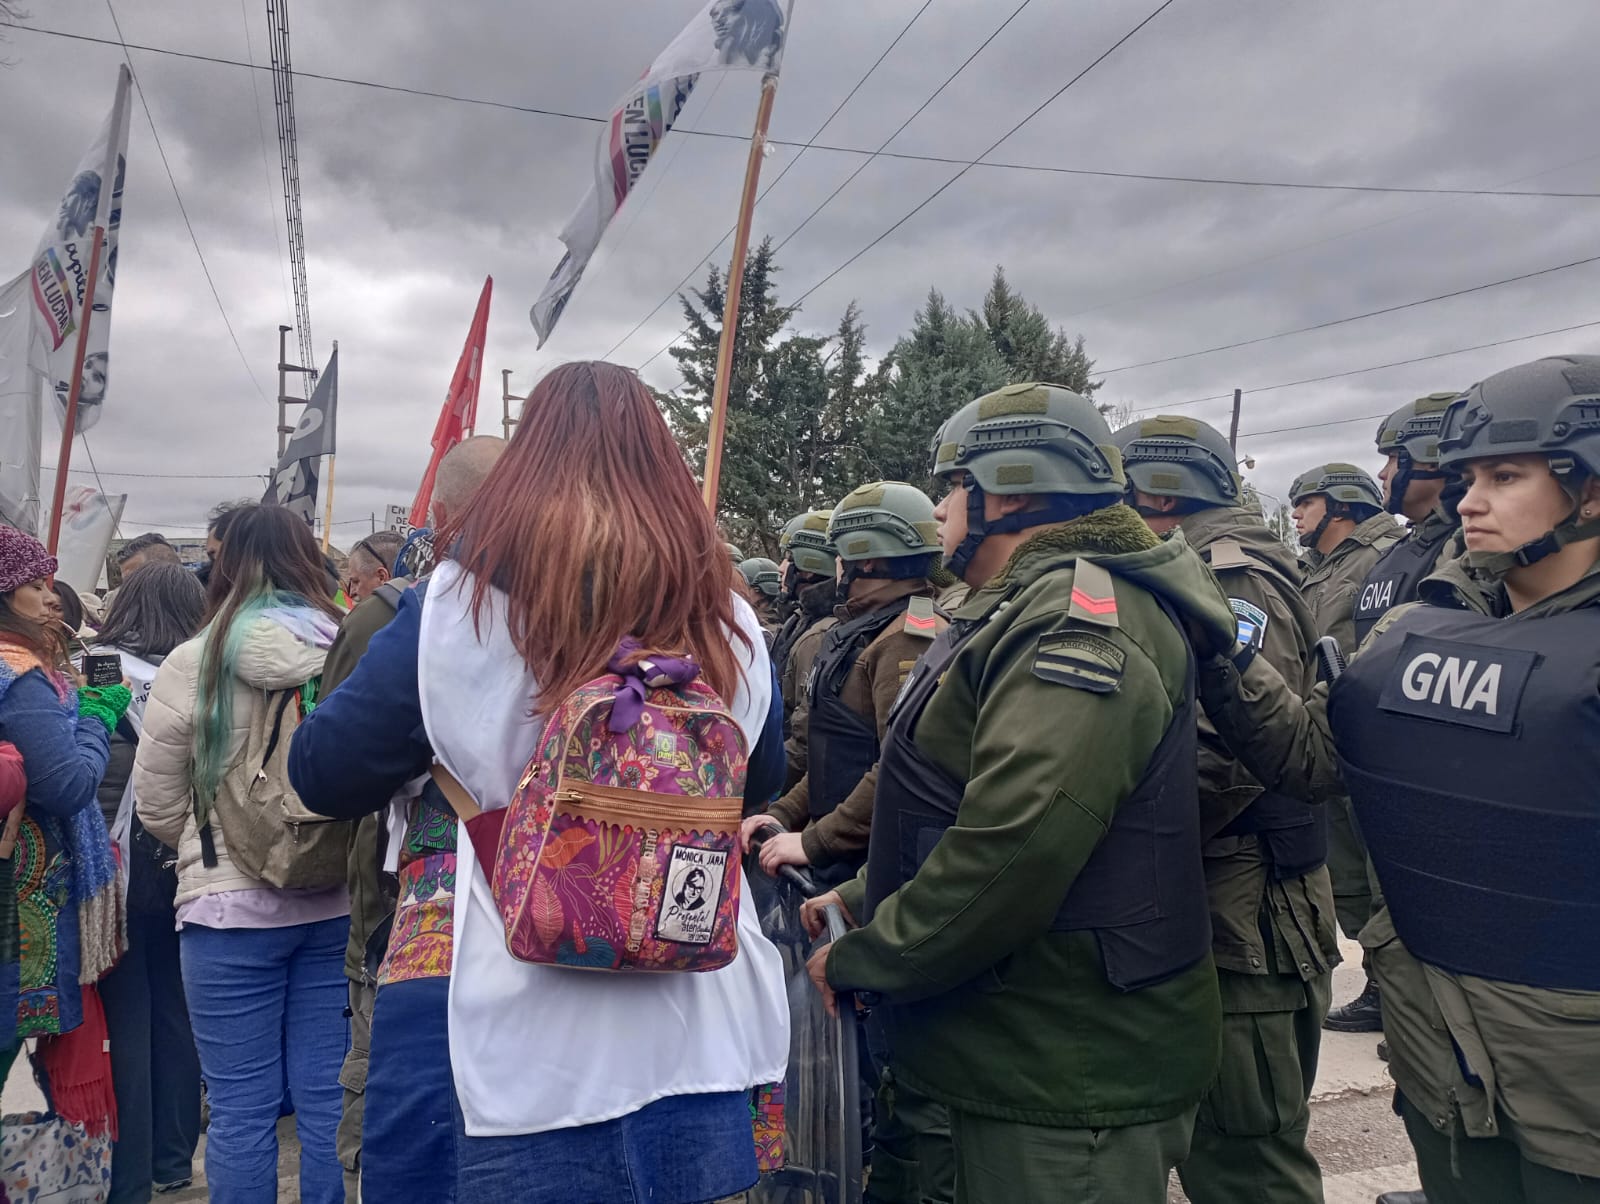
602,0,938,363
42,466,265,479
1132,317,1600,417
12,22,1600,202
787,0,1184,314
1236,412,1384,440
100,2,272,404
1099,252,1600,376
77,437,125,540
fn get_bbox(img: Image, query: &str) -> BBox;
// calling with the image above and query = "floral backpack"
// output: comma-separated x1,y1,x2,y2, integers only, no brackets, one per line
433,641,748,973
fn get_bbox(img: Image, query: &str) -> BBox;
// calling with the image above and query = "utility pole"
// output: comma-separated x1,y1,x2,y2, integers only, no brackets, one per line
502,369,519,441
277,324,314,457
1227,387,1243,451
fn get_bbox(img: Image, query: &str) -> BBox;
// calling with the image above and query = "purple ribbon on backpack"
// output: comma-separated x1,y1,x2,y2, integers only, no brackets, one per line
606,638,700,733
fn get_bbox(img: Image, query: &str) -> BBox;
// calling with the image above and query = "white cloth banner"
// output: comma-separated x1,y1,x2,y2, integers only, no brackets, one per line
529,0,787,346
26,65,132,434
0,272,44,534
51,484,126,591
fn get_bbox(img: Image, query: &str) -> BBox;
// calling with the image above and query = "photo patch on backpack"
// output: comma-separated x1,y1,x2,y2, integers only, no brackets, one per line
1032,630,1126,693
1230,598,1269,652
655,844,729,946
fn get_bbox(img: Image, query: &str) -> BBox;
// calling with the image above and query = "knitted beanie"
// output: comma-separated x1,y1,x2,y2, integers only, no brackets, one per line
0,526,57,594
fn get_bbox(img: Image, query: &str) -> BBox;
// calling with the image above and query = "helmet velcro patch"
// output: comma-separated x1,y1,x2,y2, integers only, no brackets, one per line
976,385,1049,419
1138,415,1200,439
995,465,1034,486
1149,471,1185,491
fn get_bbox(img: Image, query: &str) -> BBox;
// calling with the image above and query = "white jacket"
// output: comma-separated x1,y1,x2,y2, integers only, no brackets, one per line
133,618,327,906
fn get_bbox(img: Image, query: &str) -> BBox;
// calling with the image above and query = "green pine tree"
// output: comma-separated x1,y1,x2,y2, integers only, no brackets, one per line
976,267,1100,397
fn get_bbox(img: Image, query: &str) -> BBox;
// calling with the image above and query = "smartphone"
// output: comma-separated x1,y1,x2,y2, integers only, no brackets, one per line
83,653,122,688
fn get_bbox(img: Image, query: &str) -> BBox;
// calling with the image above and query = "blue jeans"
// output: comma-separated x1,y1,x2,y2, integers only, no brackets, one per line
179,917,350,1204
453,1089,758,1204
100,910,202,1202
362,977,456,1203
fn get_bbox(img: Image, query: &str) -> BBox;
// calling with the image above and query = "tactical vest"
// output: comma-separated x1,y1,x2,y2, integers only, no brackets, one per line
1351,522,1456,646
863,604,1212,993
1200,542,1328,880
1328,602,1600,990
804,599,909,825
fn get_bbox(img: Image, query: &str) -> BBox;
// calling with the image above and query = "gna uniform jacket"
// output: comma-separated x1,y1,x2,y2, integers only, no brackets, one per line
827,505,1224,1129
1200,556,1600,1179
764,578,941,868
1301,511,1404,654
1350,505,1465,646
1177,505,1340,1000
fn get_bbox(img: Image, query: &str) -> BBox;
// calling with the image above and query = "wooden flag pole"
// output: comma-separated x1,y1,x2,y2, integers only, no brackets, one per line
45,226,106,555
702,31,790,514
321,454,337,553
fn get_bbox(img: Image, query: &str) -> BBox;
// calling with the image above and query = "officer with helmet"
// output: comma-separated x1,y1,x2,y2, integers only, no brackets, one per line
809,384,1229,1201
741,483,946,879
771,510,840,788
737,556,783,630
1113,415,1337,1204
1193,355,1600,1204
1289,463,1402,1032
1352,392,1467,644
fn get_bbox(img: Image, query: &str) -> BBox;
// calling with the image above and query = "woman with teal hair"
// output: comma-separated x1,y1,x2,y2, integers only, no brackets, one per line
133,505,349,1204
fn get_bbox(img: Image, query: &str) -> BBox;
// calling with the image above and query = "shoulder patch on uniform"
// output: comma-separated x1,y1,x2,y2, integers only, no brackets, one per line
902,595,940,639
1068,559,1119,628
1033,630,1126,693
1206,538,1253,572
1230,597,1269,652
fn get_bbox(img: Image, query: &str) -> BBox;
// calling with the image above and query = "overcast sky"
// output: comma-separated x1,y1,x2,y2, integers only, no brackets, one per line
3,0,1599,541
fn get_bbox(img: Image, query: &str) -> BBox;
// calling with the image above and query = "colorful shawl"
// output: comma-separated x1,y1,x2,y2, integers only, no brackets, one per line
0,644,126,988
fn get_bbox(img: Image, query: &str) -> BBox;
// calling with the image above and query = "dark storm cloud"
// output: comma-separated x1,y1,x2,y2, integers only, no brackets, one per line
2,0,1599,537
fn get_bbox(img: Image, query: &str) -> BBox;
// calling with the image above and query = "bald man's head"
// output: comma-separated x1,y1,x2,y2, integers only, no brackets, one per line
431,435,507,529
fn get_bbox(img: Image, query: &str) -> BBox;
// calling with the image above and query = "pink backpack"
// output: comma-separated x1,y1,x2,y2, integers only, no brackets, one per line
438,644,748,973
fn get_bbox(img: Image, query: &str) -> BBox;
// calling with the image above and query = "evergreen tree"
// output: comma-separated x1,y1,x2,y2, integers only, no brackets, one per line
976,267,1100,397
867,289,1008,488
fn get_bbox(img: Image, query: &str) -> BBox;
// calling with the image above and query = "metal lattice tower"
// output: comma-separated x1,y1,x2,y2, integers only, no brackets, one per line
266,0,316,394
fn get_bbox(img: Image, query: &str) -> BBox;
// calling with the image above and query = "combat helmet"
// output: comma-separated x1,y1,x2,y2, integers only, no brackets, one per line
738,557,782,599
827,482,939,587
1288,463,1384,549
931,382,1124,576
1375,392,1458,515
1111,415,1241,509
1437,355,1600,575
780,509,837,580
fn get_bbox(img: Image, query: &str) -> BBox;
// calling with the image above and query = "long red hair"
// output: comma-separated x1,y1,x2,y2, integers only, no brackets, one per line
438,361,750,711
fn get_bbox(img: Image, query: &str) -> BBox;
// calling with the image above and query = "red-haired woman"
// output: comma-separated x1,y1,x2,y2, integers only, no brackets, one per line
291,362,790,1203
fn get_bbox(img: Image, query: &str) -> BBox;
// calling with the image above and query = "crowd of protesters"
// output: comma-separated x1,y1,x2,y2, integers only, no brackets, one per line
0,355,1596,1204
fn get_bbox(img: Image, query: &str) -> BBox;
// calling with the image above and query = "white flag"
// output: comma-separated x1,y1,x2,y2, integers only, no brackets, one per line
0,272,45,534
50,484,126,592
530,0,788,347
26,65,133,434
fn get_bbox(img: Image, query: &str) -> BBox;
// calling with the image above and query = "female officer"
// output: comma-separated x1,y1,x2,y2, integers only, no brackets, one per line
1198,355,1600,1204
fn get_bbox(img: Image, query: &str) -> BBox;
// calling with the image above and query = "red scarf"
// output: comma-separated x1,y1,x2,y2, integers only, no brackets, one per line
34,985,117,1139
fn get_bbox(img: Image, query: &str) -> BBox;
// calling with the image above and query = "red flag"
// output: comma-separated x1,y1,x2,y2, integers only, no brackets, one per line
410,276,493,528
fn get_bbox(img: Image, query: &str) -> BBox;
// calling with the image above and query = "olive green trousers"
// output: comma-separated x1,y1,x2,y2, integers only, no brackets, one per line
948,1106,1197,1204
867,1067,955,1204
1176,970,1332,1204
1401,1096,1600,1204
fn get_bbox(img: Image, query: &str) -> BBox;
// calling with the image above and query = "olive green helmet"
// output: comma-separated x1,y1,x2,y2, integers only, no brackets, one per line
737,557,782,599
931,382,1124,497
1110,415,1241,508
1288,463,1383,549
1376,391,1458,514
780,509,837,578
1437,356,1600,574
828,482,939,563
1288,463,1384,512
724,542,745,563
1376,392,1458,462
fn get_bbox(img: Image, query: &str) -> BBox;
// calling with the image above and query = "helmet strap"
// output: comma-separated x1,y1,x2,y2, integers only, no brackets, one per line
1299,511,1334,551
1467,509,1600,578
944,482,1107,579
1385,452,1449,516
